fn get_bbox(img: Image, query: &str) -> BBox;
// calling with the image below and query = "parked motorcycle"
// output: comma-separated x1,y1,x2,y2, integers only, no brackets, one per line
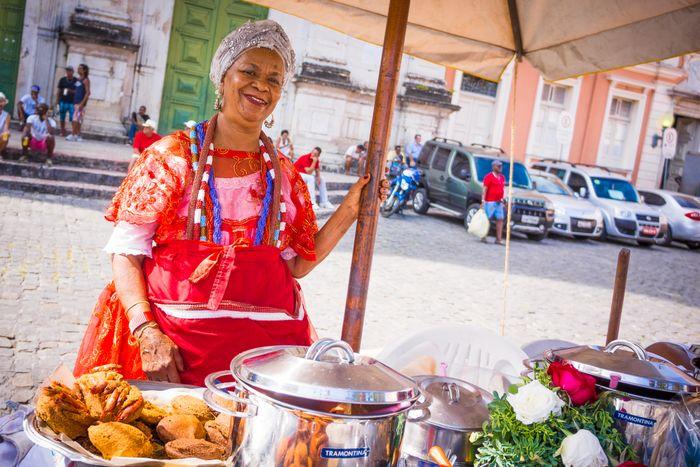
381,167,421,218
387,156,408,181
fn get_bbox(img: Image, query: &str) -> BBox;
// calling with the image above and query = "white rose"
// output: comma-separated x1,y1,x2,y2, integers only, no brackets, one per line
557,429,608,467
506,380,564,425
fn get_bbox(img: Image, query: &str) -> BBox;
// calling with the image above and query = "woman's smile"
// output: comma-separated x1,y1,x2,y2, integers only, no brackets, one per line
241,92,268,107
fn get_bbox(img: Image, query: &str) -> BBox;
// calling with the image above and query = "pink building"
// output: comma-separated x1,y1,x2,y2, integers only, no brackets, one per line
445,55,700,194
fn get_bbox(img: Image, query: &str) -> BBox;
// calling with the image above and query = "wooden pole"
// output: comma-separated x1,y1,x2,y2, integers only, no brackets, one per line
606,248,631,344
341,0,410,351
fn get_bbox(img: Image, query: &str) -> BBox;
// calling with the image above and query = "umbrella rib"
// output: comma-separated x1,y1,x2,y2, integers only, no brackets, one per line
507,0,524,58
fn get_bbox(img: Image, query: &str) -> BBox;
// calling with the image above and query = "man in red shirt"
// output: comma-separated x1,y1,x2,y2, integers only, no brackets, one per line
130,119,161,170
482,159,506,244
294,147,333,209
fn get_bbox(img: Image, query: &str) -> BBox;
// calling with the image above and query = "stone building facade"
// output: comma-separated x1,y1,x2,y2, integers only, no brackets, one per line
2,1,697,192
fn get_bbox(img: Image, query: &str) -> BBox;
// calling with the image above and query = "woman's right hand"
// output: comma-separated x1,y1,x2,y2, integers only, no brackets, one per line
137,325,184,383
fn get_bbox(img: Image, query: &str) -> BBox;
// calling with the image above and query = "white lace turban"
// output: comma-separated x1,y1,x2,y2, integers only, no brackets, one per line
210,19,295,90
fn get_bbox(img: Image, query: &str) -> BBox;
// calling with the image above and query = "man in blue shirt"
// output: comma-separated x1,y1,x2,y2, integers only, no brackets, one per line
405,134,423,167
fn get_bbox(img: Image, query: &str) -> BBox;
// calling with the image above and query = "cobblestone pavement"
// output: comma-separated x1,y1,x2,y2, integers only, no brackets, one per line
1,188,698,405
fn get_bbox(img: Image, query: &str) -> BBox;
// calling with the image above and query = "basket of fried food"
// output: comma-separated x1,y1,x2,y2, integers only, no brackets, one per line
25,365,234,466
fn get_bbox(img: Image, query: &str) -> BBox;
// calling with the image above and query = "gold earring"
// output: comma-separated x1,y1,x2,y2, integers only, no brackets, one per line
264,114,275,129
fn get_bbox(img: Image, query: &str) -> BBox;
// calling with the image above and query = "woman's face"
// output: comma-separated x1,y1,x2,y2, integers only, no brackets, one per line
220,48,284,129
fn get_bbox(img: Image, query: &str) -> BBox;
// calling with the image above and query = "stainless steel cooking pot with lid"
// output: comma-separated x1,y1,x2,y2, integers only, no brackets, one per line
399,376,491,467
204,338,429,466
546,339,700,465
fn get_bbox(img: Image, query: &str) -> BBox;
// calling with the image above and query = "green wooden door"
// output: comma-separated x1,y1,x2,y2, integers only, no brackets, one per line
159,0,268,134
0,0,25,116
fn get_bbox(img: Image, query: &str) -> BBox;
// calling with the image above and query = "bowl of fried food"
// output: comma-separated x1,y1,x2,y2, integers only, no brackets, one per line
27,365,233,466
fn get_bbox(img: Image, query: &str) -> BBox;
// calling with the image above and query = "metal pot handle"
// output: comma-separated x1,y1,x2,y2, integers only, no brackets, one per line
407,387,433,422
305,339,355,364
203,370,258,418
604,339,648,361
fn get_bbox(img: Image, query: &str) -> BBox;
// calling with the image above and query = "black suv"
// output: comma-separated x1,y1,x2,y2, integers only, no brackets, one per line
412,138,554,240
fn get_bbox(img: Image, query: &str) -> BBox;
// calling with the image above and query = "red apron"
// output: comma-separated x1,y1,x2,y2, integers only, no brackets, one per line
144,240,314,386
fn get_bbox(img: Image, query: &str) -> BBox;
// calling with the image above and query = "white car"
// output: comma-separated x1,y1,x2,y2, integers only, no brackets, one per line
531,171,604,238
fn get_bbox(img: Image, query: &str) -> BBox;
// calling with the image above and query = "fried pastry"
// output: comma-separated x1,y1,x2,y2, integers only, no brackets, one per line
204,420,232,455
75,365,144,423
171,395,215,422
165,438,226,460
35,382,95,439
138,400,168,425
156,414,206,443
87,422,153,459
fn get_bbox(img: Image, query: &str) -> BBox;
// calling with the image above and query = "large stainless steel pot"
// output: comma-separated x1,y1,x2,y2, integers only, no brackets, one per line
399,376,491,467
547,339,700,466
204,339,429,466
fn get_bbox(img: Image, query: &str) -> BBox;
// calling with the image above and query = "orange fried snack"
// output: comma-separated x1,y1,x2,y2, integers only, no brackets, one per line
171,395,215,422
35,382,95,439
156,414,206,443
87,422,153,459
75,365,144,423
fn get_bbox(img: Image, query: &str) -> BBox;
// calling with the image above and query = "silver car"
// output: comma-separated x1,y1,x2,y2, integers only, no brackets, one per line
530,161,662,246
531,171,604,238
638,189,700,250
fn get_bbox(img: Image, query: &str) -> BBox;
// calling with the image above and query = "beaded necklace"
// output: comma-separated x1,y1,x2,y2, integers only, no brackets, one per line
185,119,285,247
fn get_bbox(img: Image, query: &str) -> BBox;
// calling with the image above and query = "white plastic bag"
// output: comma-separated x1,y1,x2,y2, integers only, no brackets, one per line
468,209,489,239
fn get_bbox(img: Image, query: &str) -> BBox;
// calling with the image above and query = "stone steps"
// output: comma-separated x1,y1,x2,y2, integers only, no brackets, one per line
0,147,354,205
0,159,125,187
0,174,118,199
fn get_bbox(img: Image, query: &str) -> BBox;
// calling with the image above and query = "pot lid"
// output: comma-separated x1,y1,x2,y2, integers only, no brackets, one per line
413,376,491,430
230,339,419,405
546,340,700,396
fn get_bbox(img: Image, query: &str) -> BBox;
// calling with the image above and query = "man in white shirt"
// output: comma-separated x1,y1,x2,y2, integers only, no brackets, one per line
344,143,365,176
405,133,423,167
21,103,56,164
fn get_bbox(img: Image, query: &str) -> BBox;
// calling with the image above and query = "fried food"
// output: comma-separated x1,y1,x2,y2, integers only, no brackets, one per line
75,365,144,423
156,414,206,443
88,422,154,459
165,438,226,460
171,395,215,422
132,421,153,440
138,400,168,425
204,420,232,455
35,382,95,439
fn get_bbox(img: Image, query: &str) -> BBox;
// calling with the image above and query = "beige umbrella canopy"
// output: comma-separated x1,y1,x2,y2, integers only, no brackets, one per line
251,0,700,350
253,0,700,81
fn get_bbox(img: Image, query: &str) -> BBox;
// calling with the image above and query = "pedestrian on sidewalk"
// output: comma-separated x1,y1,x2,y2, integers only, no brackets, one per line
344,143,365,175
405,133,423,167
130,119,161,171
295,147,334,209
56,65,77,137
17,85,45,130
68,63,90,142
0,92,10,157
482,160,506,245
128,105,150,143
275,129,294,160
21,103,56,164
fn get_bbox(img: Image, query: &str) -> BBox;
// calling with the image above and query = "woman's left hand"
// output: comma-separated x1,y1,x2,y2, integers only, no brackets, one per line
344,174,391,213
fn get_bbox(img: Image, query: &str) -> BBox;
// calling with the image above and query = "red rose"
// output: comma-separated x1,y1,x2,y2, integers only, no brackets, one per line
547,361,597,406
617,462,646,467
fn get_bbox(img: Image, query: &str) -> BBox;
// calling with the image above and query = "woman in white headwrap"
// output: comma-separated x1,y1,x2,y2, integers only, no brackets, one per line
74,20,388,385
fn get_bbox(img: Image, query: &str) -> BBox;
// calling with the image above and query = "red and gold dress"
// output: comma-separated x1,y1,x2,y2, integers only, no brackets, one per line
75,123,318,385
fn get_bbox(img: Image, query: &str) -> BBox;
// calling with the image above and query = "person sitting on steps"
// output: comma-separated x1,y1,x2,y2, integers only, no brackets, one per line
21,103,56,165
